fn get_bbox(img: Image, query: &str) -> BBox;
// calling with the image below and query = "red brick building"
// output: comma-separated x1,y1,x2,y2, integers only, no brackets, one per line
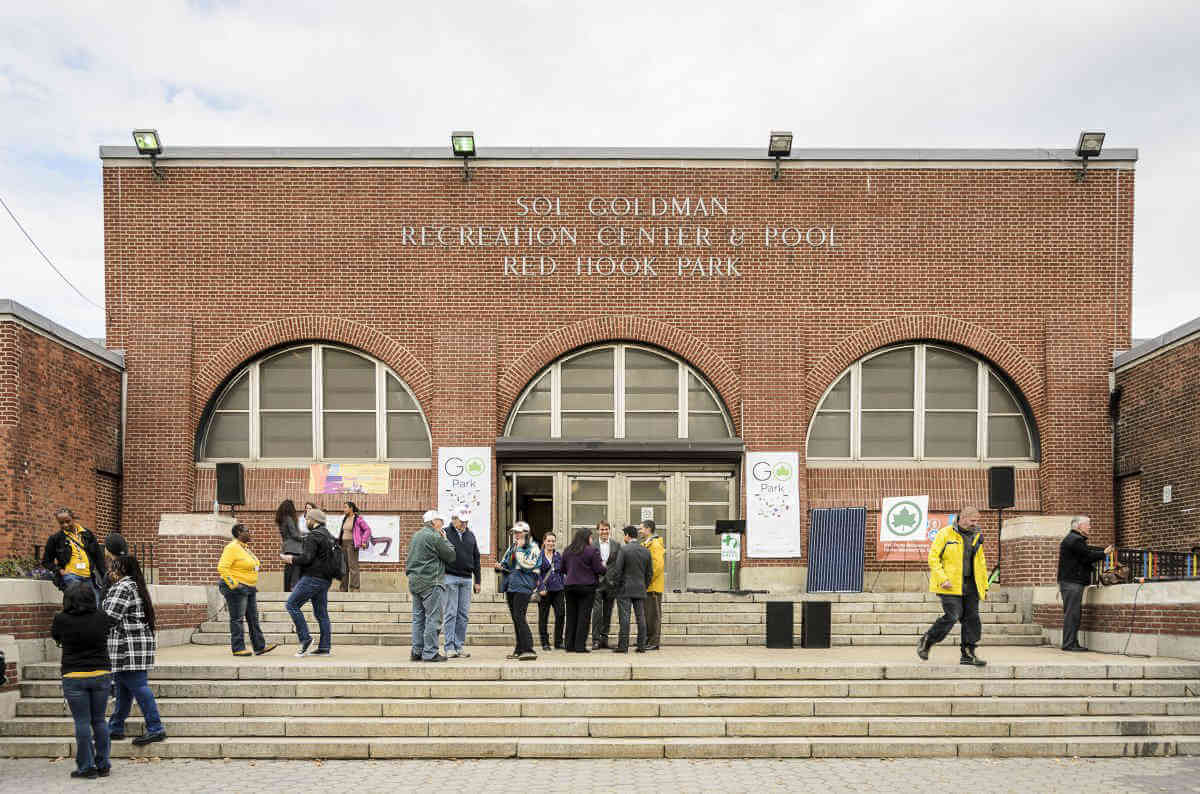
0,300,123,561
1113,317,1200,553
96,143,1136,589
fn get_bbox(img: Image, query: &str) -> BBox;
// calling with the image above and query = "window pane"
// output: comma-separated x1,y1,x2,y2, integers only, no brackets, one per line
625,349,678,411
631,480,668,502
688,480,728,503
216,373,249,411
205,413,248,458
689,504,729,527
820,373,850,411
688,373,720,413
519,371,551,412
386,375,418,411
925,348,977,410
988,415,1031,458
387,413,432,457
260,348,312,410
508,413,550,439
690,530,722,549
688,551,727,573
571,503,608,527
261,412,312,458
688,413,730,439
570,479,608,501
860,411,913,457
323,349,375,410
561,349,614,411
625,412,678,439
324,412,376,458
988,373,1020,415
808,412,850,457
561,412,614,438
861,348,914,409
924,411,978,457
630,503,666,527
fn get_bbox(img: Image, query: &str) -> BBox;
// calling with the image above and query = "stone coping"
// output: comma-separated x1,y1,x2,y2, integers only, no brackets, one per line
159,513,238,537
1033,581,1200,606
998,515,1073,541
0,578,209,606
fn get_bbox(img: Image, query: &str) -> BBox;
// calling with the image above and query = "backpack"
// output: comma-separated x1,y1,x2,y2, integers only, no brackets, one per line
313,527,348,581
1099,563,1129,586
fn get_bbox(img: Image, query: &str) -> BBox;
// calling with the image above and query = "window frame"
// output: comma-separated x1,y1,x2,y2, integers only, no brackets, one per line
199,343,432,465
504,343,734,440
807,343,1037,465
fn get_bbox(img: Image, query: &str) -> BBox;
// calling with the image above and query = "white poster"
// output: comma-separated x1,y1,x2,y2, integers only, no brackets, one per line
879,495,930,544
358,514,401,563
745,451,802,557
437,446,493,555
721,533,741,562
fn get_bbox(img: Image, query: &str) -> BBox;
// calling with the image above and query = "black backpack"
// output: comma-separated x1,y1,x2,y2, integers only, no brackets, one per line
313,527,348,581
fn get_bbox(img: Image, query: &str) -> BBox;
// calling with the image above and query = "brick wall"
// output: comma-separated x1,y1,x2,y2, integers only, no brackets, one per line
1115,335,1200,552
1000,535,1063,587
1033,602,1200,636
102,162,1134,581
0,322,122,560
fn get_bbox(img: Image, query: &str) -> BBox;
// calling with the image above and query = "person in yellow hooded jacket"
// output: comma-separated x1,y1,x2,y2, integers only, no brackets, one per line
217,524,277,657
917,506,989,666
639,520,665,651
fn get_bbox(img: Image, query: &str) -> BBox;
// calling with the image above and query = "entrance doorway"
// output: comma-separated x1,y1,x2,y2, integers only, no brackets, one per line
501,469,737,590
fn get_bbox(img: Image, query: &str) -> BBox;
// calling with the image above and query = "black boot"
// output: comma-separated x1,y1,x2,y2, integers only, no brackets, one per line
916,633,932,661
960,645,986,666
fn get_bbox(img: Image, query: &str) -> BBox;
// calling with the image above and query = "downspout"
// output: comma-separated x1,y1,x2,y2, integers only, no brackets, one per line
1108,371,1122,543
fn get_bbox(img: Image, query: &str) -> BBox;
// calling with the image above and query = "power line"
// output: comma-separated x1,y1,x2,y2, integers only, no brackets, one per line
0,194,103,310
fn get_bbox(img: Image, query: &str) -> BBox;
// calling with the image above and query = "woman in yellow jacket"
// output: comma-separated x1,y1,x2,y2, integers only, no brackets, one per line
217,524,277,657
917,507,989,666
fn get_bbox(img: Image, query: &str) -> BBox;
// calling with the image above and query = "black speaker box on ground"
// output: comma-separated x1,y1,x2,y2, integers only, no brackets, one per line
765,601,794,648
215,462,246,506
988,465,1015,510
801,601,832,649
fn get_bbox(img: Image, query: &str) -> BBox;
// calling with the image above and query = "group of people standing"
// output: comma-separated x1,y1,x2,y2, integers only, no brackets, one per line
42,508,166,780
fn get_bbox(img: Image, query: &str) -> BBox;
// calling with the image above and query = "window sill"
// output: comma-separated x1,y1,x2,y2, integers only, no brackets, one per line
195,459,433,469
804,459,1039,470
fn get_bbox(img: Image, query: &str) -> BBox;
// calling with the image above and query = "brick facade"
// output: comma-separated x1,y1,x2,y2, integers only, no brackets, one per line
1033,602,1200,637
0,316,122,561
1114,331,1200,552
100,152,1134,583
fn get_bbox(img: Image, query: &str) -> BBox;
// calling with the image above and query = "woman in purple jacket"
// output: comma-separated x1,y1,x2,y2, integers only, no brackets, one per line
560,527,607,652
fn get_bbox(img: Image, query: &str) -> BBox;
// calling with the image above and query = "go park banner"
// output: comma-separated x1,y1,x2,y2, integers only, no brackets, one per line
745,451,802,558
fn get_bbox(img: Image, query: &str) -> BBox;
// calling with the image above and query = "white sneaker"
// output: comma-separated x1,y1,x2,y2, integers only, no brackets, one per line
446,650,460,658
295,639,313,657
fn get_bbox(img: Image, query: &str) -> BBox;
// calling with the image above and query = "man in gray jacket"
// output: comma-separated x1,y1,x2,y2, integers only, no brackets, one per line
608,525,653,653
405,510,456,662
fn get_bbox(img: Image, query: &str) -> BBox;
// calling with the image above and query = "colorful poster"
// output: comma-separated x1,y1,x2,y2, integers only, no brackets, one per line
745,451,802,557
437,446,492,555
308,463,390,495
358,514,401,563
878,494,955,561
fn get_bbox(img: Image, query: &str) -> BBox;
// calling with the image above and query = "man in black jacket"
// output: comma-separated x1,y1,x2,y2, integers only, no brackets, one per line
607,525,653,653
590,520,621,649
1057,515,1114,652
441,510,482,659
280,509,337,656
41,508,106,602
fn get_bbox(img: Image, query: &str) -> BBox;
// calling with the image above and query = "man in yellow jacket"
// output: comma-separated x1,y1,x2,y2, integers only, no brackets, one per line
217,524,277,657
639,520,665,651
917,506,989,666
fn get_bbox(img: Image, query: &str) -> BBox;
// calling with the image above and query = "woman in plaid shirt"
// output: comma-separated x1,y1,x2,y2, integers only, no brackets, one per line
101,555,167,746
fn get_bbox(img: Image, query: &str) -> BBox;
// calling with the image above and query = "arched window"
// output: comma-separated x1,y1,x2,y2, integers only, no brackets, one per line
199,344,431,462
807,343,1037,462
505,344,733,440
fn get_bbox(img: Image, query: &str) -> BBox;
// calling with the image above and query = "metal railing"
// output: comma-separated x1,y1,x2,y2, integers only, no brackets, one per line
1094,547,1200,583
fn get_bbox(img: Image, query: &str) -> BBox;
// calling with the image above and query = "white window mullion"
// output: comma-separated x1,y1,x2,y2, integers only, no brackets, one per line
850,363,861,459
249,363,261,461
977,362,988,461
313,344,323,460
376,362,386,461
614,345,626,439
914,345,925,460
550,363,562,438
678,362,688,438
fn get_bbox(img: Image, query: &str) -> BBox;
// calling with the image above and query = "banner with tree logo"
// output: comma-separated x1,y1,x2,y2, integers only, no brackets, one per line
437,447,492,555
745,451,802,557
878,494,954,561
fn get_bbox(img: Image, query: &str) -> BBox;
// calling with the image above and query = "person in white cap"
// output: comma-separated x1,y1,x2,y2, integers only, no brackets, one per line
441,508,481,659
405,510,456,661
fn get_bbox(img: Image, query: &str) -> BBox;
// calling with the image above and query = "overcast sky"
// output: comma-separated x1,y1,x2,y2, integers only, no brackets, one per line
2,1,1197,342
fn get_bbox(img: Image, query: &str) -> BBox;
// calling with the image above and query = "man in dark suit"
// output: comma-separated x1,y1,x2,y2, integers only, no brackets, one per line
608,525,653,653
590,520,621,649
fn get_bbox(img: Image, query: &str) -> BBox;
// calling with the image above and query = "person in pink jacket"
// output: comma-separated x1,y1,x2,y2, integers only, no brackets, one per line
337,501,372,592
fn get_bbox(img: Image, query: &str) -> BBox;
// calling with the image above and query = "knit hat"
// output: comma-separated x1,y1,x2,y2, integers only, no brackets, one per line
306,508,327,525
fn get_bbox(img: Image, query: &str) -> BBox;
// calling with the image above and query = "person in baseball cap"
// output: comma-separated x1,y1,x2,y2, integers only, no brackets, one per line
407,510,455,661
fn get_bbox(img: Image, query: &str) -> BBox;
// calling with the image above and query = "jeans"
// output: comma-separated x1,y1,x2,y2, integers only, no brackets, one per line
591,590,615,646
61,573,100,607
564,585,596,652
219,582,266,653
537,590,565,648
645,591,662,647
616,597,647,651
411,585,445,660
441,574,474,654
506,592,534,654
925,588,982,651
286,576,332,652
62,674,111,773
1060,581,1086,649
108,669,164,736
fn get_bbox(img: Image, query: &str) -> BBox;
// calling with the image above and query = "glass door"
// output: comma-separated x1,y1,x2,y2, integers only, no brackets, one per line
567,476,611,543
684,475,735,589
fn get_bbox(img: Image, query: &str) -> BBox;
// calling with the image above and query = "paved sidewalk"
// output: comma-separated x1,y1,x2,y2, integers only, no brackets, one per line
2,757,1198,793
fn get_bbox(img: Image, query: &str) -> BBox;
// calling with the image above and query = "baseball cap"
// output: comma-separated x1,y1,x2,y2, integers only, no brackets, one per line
422,509,447,524
306,508,327,525
451,507,471,521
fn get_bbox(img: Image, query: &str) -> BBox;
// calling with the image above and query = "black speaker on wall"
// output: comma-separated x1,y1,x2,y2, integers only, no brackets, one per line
988,466,1015,510
765,601,794,648
215,462,245,506
801,601,831,649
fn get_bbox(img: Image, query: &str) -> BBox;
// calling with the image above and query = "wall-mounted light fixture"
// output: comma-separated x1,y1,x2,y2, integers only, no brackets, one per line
451,130,475,182
132,129,165,180
768,131,792,181
1074,130,1105,183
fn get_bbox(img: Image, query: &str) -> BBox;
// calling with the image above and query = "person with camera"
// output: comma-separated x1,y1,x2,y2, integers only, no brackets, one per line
280,508,338,657
497,522,540,660
1057,515,1115,652
535,531,566,651
405,510,456,662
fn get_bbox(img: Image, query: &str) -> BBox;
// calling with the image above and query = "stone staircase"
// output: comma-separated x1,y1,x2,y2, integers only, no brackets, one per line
3,651,1198,759
190,590,1044,648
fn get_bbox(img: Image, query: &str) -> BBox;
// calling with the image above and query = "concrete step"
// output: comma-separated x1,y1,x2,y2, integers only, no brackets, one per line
247,591,1011,605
